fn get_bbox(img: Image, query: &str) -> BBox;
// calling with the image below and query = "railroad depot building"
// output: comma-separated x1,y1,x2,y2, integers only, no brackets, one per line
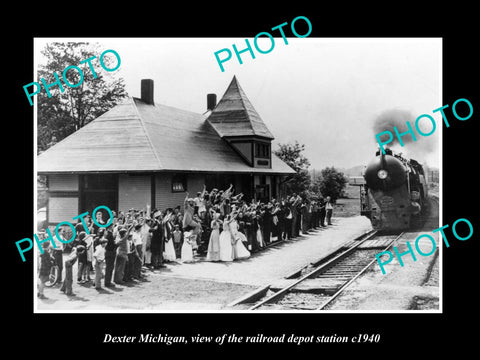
37,76,295,225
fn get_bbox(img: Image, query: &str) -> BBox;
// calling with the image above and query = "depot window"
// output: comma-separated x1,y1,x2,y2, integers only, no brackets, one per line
172,174,187,193
255,142,270,158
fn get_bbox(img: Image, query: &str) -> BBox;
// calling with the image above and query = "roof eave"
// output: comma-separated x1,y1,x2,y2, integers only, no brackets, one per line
38,168,296,175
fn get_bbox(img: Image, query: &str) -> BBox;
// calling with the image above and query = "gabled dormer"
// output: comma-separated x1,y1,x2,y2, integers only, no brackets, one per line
206,76,274,169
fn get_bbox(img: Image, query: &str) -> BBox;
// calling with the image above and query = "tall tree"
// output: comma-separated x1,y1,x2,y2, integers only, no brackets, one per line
37,42,127,154
316,167,348,202
274,141,311,195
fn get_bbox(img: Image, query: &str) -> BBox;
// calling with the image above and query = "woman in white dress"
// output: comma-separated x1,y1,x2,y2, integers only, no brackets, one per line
161,211,177,262
181,231,194,262
163,234,177,262
256,213,265,249
229,212,250,260
206,212,221,261
218,216,234,262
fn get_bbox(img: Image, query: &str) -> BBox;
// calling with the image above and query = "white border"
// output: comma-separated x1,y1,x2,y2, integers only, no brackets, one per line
33,37,443,314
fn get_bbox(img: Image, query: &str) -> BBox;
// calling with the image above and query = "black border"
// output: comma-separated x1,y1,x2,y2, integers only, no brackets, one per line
7,5,478,354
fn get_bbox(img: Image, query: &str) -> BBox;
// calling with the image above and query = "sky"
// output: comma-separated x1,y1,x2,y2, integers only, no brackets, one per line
35,37,442,171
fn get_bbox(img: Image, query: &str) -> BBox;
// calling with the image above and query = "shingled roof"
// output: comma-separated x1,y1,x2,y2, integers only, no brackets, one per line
37,77,294,175
206,76,274,139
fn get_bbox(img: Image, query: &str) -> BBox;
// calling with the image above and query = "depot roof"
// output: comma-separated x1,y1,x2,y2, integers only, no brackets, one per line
37,77,295,175
206,76,275,139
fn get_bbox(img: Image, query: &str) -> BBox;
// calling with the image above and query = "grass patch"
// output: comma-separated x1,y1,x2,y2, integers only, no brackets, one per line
334,184,362,218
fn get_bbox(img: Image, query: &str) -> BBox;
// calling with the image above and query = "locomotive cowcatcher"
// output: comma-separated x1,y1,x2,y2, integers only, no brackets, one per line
360,148,428,232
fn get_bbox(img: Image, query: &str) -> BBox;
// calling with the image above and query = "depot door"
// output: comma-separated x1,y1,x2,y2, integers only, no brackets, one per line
79,174,118,219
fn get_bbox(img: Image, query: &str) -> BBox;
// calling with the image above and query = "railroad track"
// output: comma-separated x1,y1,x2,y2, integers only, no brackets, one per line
246,231,404,311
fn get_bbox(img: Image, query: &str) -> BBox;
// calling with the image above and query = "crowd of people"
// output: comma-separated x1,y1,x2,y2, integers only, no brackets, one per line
37,184,335,299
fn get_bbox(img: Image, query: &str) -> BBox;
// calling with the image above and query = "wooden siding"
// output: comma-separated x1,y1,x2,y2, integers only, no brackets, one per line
230,142,252,165
154,173,206,210
187,173,205,197
155,173,185,210
118,174,151,212
48,174,78,191
254,156,271,168
234,175,243,194
49,196,78,224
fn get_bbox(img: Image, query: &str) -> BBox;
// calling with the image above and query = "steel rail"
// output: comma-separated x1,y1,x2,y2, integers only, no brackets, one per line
248,230,379,310
316,231,404,310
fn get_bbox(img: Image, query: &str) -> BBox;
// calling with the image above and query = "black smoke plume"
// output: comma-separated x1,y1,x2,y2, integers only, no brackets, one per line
372,109,438,164
373,109,415,146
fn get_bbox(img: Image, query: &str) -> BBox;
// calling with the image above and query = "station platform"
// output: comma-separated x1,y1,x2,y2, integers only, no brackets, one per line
36,216,373,312
154,216,373,287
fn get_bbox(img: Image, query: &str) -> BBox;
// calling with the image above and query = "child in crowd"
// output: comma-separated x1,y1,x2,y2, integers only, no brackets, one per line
172,224,183,259
38,242,55,299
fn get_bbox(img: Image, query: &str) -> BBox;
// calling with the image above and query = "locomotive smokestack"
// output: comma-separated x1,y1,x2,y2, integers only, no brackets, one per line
380,152,386,168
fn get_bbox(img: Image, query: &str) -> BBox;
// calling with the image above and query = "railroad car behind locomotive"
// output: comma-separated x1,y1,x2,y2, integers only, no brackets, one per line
360,149,428,231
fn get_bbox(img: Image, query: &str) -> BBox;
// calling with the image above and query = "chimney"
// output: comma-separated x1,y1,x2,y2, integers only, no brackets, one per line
207,93,217,111
141,79,154,105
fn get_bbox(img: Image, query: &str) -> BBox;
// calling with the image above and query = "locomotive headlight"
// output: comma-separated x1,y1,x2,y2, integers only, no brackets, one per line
377,169,388,179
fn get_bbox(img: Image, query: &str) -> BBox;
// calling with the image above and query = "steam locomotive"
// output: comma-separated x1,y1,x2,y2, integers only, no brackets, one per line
360,148,428,232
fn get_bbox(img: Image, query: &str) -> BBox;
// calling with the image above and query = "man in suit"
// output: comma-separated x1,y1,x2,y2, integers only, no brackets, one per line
149,212,165,269
318,197,326,227
60,245,85,296
104,225,117,287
